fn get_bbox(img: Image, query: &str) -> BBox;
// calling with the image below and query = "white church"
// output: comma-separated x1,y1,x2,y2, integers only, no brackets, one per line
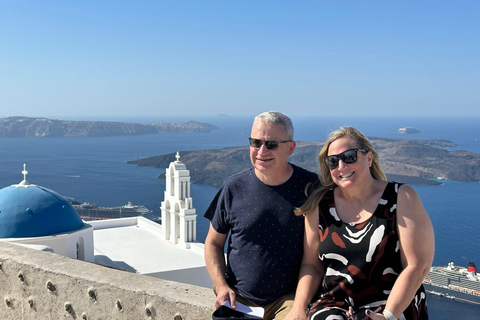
0,153,211,288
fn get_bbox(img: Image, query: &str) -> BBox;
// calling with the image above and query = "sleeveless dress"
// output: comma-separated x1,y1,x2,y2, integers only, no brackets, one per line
307,182,428,320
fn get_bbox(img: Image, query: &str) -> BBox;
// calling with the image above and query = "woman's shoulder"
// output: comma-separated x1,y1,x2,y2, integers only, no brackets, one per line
396,183,420,200
384,180,414,195
395,183,426,219
392,182,417,196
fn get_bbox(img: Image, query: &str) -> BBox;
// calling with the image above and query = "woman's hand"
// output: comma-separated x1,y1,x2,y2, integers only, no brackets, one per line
365,307,384,320
346,306,383,320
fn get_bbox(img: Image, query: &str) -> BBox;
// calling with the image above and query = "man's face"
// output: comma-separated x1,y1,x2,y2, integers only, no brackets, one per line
249,121,295,182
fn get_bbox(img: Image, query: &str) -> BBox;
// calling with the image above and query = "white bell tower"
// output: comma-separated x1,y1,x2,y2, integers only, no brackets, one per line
160,152,197,247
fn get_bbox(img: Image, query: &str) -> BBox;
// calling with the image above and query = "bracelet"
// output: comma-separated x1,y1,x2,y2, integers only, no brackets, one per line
383,309,398,320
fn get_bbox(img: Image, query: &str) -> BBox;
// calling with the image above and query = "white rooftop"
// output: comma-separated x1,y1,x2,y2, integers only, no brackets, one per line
90,216,212,288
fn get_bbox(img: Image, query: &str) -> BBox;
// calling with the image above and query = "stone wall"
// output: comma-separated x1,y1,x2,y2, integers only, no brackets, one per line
0,241,213,320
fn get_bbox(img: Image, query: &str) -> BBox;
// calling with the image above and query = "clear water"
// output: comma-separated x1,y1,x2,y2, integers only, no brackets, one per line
1,115,479,319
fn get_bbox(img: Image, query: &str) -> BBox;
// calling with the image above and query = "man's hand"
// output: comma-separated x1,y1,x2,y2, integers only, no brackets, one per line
215,285,237,309
283,305,308,320
283,310,307,320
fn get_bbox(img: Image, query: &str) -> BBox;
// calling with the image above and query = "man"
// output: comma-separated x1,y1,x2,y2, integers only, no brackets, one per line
204,111,319,319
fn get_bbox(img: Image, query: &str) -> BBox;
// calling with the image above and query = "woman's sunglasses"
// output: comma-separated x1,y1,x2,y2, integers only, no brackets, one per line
248,137,292,150
324,148,368,170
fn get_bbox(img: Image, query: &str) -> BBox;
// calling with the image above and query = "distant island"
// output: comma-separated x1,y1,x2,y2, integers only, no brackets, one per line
0,116,219,138
397,127,420,134
128,137,480,187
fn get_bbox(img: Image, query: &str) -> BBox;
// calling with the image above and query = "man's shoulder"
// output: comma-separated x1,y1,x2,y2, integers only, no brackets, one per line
221,167,254,187
291,163,318,180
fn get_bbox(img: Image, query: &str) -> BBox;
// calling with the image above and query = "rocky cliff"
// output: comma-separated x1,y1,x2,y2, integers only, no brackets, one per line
0,117,218,137
128,138,480,186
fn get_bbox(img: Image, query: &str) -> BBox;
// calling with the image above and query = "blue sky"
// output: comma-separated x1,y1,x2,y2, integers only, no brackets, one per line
1,1,478,119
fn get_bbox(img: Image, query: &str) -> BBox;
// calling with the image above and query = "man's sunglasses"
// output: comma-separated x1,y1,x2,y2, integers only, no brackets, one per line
248,137,292,150
324,148,368,170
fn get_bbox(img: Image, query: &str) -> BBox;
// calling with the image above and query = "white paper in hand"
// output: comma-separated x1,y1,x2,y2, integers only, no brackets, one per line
223,300,264,319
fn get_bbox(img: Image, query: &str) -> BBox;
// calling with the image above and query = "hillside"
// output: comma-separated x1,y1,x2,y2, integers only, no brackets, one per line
0,116,218,137
128,138,480,187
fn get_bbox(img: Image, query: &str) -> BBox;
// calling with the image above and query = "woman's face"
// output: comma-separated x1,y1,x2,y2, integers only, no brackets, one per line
326,137,372,188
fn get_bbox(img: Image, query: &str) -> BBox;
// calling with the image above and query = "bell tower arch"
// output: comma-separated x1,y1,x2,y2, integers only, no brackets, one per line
160,152,197,247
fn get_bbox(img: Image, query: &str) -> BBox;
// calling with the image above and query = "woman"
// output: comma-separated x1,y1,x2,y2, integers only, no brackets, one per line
285,127,434,320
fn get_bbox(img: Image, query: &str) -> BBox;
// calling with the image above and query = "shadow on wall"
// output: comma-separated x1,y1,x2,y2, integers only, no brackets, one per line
0,241,213,320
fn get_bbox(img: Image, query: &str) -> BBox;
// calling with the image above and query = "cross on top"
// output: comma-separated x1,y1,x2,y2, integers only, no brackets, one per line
175,152,181,162
22,163,28,181
18,163,30,186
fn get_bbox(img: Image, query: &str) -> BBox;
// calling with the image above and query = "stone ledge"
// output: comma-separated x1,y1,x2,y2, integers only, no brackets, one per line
0,241,213,320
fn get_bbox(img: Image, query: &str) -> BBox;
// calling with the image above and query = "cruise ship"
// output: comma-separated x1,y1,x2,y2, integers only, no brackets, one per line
423,262,480,305
69,200,152,220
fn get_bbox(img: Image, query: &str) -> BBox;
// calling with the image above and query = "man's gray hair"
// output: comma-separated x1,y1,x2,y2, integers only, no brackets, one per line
254,111,294,139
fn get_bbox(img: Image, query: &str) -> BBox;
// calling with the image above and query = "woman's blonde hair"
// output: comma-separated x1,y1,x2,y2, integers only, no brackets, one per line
295,126,387,216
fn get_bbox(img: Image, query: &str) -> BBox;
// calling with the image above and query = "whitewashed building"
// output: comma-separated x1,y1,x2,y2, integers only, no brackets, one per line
0,156,211,288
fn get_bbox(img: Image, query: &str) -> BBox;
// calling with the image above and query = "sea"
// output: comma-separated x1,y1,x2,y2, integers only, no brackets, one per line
0,115,479,319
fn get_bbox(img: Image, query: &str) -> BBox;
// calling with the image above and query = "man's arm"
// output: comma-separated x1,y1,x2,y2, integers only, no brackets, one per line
204,223,236,309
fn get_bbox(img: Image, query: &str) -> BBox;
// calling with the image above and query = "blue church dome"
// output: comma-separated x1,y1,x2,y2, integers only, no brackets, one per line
0,166,84,238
